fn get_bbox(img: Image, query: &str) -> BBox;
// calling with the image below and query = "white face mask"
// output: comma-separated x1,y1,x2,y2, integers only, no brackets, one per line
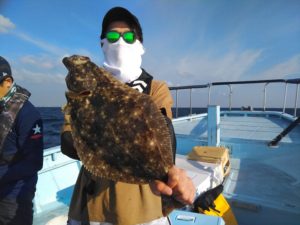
102,38,145,83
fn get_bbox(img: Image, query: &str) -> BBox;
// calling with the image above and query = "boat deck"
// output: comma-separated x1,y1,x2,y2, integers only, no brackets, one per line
173,111,300,225
33,110,300,225
173,111,300,144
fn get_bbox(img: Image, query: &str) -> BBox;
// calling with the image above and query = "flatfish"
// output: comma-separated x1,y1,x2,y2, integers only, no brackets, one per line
63,55,173,184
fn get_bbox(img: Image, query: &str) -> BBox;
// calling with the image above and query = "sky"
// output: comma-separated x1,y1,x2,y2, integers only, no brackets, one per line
0,0,300,107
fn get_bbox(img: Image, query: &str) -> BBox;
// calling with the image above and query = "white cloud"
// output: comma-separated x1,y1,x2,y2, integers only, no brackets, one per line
175,49,262,83
15,32,67,56
12,54,100,106
0,14,15,33
12,55,66,85
14,32,98,61
255,55,300,80
20,55,56,69
12,53,100,86
0,14,67,56
15,68,65,84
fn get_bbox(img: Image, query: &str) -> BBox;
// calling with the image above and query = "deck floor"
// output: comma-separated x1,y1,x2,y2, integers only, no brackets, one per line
33,205,68,225
33,111,300,225
173,113,300,144
173,112,300,225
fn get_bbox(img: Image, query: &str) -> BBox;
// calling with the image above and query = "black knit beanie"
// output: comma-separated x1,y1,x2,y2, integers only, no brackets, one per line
0,56,13,83
100,7,143,43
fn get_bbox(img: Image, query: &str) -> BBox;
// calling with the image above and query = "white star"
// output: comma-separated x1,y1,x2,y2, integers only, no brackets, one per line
32,124,41,134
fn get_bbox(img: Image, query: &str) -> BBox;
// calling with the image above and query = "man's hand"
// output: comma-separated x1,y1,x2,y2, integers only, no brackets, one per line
150,166,196,205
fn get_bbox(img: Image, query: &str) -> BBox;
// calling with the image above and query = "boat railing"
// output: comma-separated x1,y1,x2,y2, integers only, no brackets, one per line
40,146,80,174
169,78,300,118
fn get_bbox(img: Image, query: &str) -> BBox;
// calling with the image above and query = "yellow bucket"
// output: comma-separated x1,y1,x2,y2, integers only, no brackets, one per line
201,194,238,225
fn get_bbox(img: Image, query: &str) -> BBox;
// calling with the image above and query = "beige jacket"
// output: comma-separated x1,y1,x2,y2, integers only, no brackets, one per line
63,80,173,225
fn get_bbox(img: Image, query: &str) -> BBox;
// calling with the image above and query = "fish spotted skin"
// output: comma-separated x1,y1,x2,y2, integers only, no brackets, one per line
63,55,173,184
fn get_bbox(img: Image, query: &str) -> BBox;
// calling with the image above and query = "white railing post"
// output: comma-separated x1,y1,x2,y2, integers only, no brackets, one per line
189,88,192,115
283,83,288,113
175,89,178,118
263,83,269,111
228,84,232,111
208,105,220,146
208,86,211,105
294,83,299,117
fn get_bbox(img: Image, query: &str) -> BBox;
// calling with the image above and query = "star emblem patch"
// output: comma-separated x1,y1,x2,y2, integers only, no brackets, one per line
30,123,43,139
32,124,41,134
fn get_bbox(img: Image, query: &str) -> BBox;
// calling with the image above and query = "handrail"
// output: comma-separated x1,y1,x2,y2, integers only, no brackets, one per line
169,78,300,118
169,84,209,90
211,79,286,86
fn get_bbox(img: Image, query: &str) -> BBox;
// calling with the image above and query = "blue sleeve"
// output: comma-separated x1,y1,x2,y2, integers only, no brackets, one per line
15,101,44,175
0,101,44,185
0,101,43,198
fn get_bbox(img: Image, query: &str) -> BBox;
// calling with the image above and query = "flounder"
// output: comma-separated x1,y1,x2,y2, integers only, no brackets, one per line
63,55,173,184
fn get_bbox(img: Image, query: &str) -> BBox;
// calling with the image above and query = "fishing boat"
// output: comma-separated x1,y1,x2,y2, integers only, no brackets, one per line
33,78,300,225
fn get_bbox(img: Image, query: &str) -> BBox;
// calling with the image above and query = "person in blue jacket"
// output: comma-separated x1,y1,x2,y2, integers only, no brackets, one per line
0,56,44,225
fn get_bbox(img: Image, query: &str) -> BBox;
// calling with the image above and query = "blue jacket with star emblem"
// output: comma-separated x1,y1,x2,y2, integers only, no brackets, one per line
0,100,43,200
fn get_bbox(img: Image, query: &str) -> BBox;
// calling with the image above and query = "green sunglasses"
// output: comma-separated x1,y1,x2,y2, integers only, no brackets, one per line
105,31,136,44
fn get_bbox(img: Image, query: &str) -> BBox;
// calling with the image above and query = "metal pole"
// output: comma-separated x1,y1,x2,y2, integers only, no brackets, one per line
294,84,299,117
228,84,232,111
190,88,192,115
208,105,220,146
176,89,178,118
208,86,211,106
268,116,300,147
263,83,268,111
283,83,288,113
